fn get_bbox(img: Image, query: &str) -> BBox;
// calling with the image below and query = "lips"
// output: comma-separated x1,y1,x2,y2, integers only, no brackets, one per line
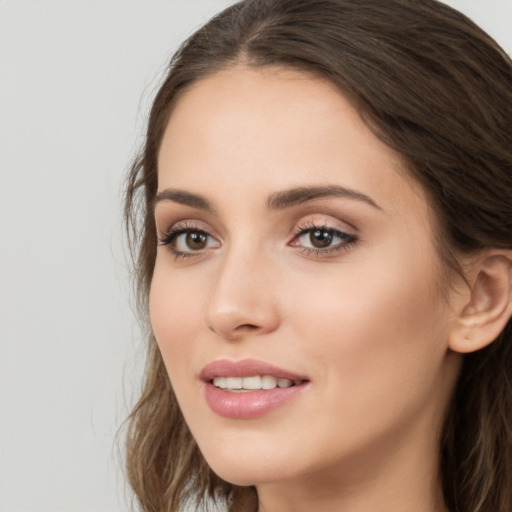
200,359,309,419
200,359,308,382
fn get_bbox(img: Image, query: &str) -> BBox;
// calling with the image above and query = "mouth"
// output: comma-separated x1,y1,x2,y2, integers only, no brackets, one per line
200,359,310,419
211,375,305,392
200,358,309,387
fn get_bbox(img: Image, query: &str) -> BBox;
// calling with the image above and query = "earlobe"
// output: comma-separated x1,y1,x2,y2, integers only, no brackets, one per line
449,252,512,354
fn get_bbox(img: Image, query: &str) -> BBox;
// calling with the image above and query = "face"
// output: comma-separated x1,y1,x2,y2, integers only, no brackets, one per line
150,66,461,491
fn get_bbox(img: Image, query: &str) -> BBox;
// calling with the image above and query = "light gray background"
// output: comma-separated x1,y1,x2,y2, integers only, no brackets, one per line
0,1,511,511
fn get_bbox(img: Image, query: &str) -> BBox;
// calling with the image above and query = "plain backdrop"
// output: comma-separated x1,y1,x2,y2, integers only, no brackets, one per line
0,1,511,511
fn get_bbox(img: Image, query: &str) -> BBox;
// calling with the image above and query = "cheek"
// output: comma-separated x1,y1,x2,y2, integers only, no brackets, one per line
286,244,449,407
271,250,453,467
150,273,190,343
149,265,203,385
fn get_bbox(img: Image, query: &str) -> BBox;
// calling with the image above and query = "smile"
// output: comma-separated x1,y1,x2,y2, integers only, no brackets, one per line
212,376,303,391
201,359,310,419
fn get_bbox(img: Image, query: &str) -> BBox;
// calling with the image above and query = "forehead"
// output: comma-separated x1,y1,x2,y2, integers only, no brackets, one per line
157,65,430,220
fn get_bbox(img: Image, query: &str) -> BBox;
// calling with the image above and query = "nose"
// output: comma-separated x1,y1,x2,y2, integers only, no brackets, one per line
204,247,280,341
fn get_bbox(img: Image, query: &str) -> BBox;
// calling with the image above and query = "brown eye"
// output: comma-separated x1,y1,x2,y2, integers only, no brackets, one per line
310,229,334,248
161,227,221,256
185,232,208,250
291,225,357,255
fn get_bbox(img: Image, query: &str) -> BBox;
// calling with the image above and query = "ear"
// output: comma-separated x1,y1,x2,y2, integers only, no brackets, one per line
449,251,512,354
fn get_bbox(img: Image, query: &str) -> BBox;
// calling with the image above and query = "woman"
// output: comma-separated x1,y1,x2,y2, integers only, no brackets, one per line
124,1,512,511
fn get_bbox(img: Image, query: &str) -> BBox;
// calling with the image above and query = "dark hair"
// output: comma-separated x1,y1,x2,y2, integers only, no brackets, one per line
124,1,512,510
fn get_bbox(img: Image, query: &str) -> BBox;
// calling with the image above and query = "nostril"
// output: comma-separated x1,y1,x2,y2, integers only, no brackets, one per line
236,324,259,331
207,323,259,336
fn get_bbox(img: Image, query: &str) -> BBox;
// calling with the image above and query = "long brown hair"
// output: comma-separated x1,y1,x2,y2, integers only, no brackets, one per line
124,1,512,510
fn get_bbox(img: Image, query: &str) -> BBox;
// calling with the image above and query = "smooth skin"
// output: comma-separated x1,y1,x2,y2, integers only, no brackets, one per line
150,66,512,512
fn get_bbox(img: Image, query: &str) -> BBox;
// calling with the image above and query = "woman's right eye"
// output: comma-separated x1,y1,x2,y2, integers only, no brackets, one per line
158,226,220,257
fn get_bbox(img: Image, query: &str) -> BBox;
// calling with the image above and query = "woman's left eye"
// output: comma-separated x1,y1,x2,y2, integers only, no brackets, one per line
290,225,357,254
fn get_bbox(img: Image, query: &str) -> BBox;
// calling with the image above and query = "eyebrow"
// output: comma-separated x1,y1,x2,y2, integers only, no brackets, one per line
153,189,214,212
267,185,381,210
153,185,381,212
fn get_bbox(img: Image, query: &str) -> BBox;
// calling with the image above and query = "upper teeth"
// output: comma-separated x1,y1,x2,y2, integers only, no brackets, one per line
212,376,298,391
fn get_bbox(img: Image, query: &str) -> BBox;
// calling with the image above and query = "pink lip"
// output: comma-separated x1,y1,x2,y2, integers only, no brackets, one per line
200,358,308,381
200,359,309,420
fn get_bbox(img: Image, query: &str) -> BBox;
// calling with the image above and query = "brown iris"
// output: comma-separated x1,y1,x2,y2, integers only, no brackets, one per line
186,232,208,250
310,229,334,248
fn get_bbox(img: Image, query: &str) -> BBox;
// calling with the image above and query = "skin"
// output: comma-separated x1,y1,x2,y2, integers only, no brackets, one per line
150,66,464,512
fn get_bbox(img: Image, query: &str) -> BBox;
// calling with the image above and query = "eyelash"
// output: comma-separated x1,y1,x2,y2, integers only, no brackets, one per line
157,221,214,259
291,222,358,257
157,221,358,259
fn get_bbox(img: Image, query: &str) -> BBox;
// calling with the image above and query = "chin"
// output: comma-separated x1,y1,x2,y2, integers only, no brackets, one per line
200,445,293,487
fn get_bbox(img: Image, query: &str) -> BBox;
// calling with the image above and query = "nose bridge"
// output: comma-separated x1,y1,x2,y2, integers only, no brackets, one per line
205,238,278,340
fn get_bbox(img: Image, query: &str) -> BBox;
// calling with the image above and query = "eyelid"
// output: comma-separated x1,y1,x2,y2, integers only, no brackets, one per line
157,218,218,239
288,217,358,257
291,214,358,237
